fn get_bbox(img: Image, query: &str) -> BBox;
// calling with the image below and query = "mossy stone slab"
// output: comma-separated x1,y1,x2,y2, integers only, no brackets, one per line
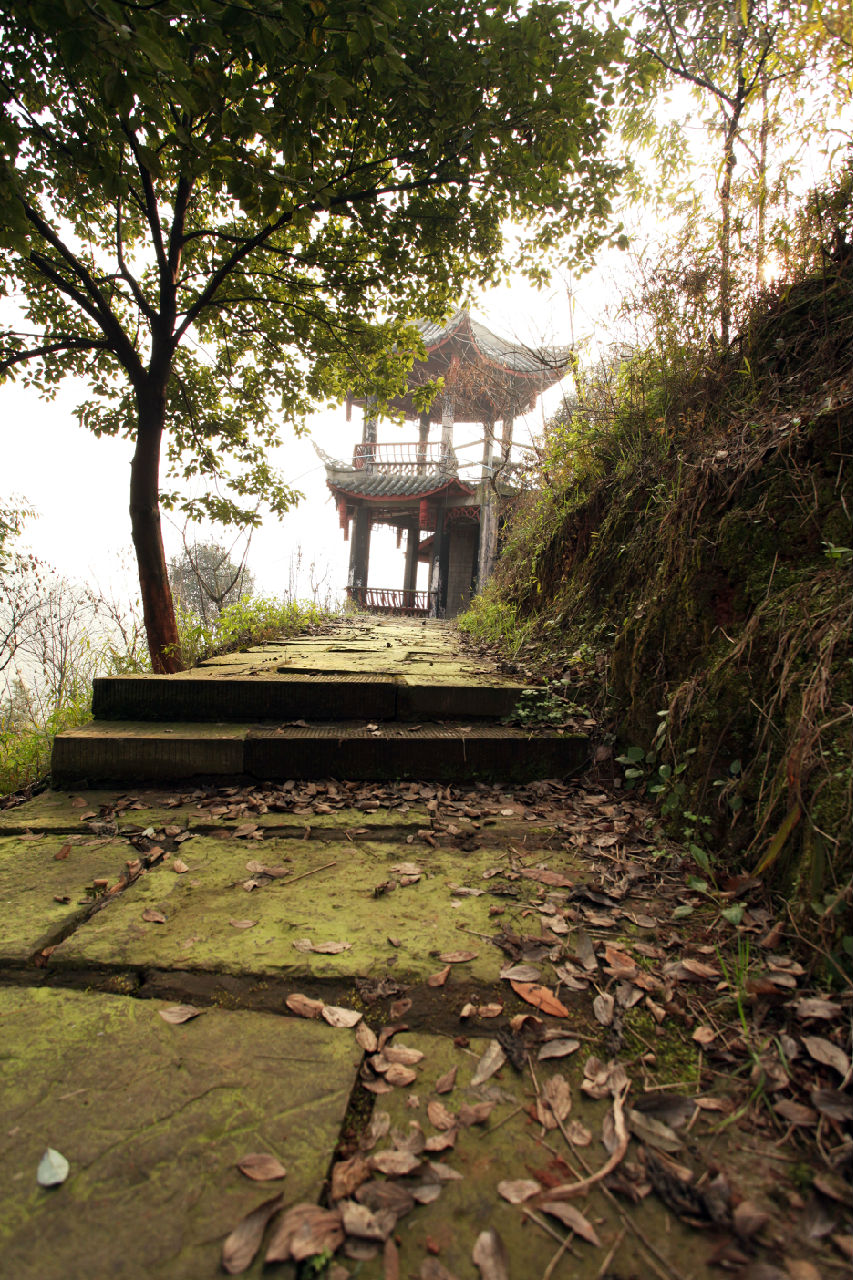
46,836,570,982
0,986,360,1280
0,835,134,962
354,1033,722,1280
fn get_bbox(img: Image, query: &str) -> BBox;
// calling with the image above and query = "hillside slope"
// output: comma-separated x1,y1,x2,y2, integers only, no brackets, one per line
461,239,852,957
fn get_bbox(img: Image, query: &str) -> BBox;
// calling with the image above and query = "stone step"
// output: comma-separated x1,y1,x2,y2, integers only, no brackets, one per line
51,720,589,785
91,673,529,722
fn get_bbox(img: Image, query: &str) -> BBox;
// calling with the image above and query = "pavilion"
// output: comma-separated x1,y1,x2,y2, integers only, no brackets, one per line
323,309,568,617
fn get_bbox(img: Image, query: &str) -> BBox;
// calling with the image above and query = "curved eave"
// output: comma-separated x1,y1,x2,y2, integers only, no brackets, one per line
327,475,475,504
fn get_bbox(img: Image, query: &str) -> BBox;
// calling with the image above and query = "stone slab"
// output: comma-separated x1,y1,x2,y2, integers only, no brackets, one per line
0,835,135,963
0,986,361,1280
354,1032,722,1280
52,722,248,784
45,836,578,983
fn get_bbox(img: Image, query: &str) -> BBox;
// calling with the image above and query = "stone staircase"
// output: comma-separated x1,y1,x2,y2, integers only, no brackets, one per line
51,619,589,785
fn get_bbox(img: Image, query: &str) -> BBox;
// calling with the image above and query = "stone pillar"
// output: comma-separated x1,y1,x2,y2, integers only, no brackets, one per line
500,411,514,462
440,395,456,472
417,412,430,473
478,420,495,590
362,398,378,470
430,510,448,617
347,504,371,603
403,521,419,596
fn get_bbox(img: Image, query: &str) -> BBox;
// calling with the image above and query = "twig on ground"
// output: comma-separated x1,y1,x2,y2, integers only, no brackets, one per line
279,860,337,886
541,1084,629,1200
597,1227,626,1278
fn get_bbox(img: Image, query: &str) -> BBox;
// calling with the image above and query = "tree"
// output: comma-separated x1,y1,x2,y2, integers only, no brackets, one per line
0,0,627,671
627,0,852,343
169,539,255,624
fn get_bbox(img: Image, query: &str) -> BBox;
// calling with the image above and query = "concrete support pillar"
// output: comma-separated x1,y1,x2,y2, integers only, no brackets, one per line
501,412,514,462
418,412,430,473
430,509,448,617
362,398,378,470
440,395,456,472
478,419,497,591
347,504,371,600
403,522,419,595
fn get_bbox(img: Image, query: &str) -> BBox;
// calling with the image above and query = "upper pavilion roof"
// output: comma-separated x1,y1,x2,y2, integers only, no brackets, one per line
351,309,570,423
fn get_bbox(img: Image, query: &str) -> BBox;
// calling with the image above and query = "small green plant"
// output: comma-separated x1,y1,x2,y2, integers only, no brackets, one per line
173,595,335,668
508,681,589,728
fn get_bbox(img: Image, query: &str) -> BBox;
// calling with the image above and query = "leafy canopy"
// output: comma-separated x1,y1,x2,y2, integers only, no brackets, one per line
0,0,627,526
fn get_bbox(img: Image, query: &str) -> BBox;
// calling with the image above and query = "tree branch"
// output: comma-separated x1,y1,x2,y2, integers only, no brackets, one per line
0,336,110,372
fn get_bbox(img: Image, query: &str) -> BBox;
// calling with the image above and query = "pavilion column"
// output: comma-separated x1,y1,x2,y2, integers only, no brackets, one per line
403,521,419,596
478,418,497,590
417,412,430,473
430,509,448,618
440,395,456,472
362,398,378,470
347,504,371,603
501,410,514,462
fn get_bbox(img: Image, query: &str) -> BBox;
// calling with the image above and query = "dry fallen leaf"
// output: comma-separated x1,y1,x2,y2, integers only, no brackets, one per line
172,858,190,873
36,1148,69,1188
540,1201,602,1247
230,919,257,930
369,1149,422,1176
472,1228,510,1280
54,843,72,861
293,938,352,954
538,1074,572,1128
339,1199,396,1242
384,1045,424,1066
286,993,324,1019
470,1040,507,1087
237,1153,287,1182
510,981,569,1018
330,1153,371,1202
427,965,451,988
497,1179,541,1204
356,1023,379,1053
593,993,615,1026
538,1038,580,1061
801,1035,850,1077
427,1100,456,1131
265,1203,344,1264
692,1025,716,1047
438,950,478,964
459,1102,495,1127
222,1193,284,1275
435,1066,457,1094
141,908,167,924
322,1005,363,1029
385,1063,418,1087
158,1004,203,1025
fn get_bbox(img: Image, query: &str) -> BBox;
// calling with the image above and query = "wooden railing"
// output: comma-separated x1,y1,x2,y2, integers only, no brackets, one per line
346,586,433,614
353,442,445,473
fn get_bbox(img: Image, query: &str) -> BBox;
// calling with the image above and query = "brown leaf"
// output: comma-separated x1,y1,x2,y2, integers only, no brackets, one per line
339,1199,396,1241
785,1261,823,1280
385,1063,417,1087
540,1201,602,1247
801,1035,850,1077
286,993,324,1019
470,1040,506,1087
356,1179,415,1217
54,843,72,861
519,867,574,888
158,1004,203,1025
810,1088,853,1122
733,1200,770,1239
692,1025,716,1046
435,1066,457,1094
420,1259,459,1280
265,1203,344,1264
497,1179,541,1204
233,823,259,838
500,963,542,982
222,1193,284,1275
427,965,451,988
538,1038,580,1061
141,908,166,924
389,997,412,1019
237,1152,287,1182
322,1005,363,1029
369,1149,422,1176
790,997,842,1020
438,950,478,964
539,1074,572,1126
330,1154,370,1202
511,981,570,1018
360,1110,391,1152
593,993,615,1026
472,1228,510,1280
459,1102,495,1127
172,858,190,874
356,1022,379,1053
384,1045,424,1066
773,1098,817,1126
679,957,719,980
427,1100,456,1131
230,919,257,930
424,1131,457,1152
628,1109,683,1152
293,938,352,954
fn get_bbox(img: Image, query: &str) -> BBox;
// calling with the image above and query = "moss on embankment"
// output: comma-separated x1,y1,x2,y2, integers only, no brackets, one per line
461,253,852,938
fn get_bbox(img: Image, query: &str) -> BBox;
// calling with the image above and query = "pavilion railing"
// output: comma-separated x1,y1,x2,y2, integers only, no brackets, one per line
346,586,433,615
353,441,446,473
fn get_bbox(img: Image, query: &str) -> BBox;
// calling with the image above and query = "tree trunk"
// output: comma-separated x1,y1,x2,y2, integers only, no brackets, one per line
719,117,738,349
756,77,769,285
130,388,181,673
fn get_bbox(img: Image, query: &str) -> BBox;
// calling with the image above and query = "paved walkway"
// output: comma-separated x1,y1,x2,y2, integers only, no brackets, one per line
1,621,848,1279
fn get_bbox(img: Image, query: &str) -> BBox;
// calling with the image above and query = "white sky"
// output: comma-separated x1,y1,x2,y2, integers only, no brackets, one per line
1,269,608,610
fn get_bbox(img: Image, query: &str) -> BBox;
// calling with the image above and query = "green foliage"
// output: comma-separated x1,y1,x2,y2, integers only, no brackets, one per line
0,680,91,796
468,173,853,924
169,540,255,624
173,595,335,669
457,591,530,657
